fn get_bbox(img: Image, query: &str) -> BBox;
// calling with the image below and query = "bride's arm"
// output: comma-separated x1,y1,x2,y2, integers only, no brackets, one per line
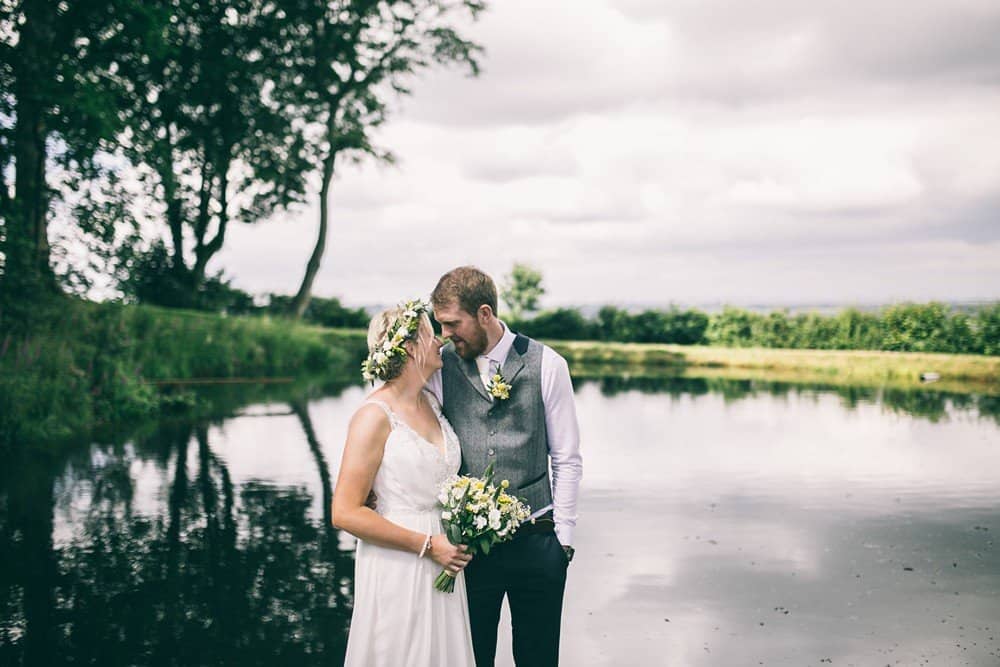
331,405,471,570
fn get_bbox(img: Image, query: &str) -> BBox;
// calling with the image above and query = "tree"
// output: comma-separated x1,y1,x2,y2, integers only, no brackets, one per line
976,303,1000,356
0,0,146,321
628,310,669,343
705,307,756,347
879,302,971,353
663,307,709,345
501,263,544,320
518,307,591,340
112,0,313,308
277,0,486,319
595,305,631,341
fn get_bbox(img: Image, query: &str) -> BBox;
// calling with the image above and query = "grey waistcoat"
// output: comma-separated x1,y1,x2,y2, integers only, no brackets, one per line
441,334,553,515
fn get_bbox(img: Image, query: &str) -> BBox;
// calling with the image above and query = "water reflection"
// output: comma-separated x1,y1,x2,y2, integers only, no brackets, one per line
583,373,1000,425
1,397,356,666
1,374,999,666
564,380,1000,667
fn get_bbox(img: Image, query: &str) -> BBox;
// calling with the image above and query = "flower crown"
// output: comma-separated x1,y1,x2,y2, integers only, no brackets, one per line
361,299,431,382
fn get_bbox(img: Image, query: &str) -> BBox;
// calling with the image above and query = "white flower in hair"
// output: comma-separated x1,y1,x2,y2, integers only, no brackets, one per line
360,298,431,383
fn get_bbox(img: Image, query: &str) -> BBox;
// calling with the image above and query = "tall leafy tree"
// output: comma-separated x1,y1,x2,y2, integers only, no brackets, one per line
0,0,146,321
115,0,313,308
502,262,545,319
273,0,485,318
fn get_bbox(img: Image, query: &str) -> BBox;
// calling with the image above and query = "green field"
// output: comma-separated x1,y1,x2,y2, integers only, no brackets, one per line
549,340,999,394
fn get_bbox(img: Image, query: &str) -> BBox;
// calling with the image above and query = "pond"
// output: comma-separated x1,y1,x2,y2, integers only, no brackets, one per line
1,375,998,666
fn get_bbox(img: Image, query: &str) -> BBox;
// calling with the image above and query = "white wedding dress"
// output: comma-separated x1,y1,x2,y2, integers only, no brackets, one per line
343,390,476,666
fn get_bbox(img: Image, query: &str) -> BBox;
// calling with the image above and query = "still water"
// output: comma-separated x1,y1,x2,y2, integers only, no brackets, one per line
2,376,998,666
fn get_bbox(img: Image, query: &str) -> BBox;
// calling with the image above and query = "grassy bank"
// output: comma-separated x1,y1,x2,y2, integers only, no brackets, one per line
0,300,368,447
4,306,997,450
549,340,1000,394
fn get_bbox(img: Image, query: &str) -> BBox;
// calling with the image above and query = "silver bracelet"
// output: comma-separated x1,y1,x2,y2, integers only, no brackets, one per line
418,533,432,559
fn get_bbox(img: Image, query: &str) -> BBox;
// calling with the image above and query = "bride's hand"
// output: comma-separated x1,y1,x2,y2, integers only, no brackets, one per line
428,534,472,573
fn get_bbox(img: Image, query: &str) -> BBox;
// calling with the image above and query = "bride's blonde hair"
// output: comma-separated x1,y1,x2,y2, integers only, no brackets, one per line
366,306,432,382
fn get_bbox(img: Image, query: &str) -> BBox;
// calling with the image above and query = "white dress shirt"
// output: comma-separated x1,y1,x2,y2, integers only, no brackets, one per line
427,323,583,546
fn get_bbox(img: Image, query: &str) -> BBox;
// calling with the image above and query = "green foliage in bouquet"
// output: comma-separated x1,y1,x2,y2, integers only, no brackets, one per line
434,462,532,592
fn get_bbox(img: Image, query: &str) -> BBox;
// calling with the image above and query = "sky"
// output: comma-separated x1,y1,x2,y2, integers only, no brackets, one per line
213,0,1000,308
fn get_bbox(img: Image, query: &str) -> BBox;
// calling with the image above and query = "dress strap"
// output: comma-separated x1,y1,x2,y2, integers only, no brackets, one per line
421,388,443,415
363,399,397,427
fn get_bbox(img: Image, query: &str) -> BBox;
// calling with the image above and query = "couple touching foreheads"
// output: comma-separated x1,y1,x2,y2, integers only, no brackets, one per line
332,266,583,666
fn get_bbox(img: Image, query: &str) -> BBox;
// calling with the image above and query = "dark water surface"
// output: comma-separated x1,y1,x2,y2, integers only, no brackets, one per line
2,376,998,666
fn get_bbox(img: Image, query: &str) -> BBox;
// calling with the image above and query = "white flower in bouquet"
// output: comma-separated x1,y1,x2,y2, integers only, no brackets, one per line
433,462,532,593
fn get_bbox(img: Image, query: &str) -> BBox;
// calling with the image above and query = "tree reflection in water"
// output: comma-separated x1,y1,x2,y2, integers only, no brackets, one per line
584,374,1000,425
0,410,355,667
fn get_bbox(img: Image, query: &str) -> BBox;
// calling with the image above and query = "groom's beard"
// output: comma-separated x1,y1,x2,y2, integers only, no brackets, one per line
451,326,488,360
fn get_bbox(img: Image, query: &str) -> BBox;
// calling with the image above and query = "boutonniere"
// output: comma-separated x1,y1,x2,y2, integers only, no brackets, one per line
486,369,512,401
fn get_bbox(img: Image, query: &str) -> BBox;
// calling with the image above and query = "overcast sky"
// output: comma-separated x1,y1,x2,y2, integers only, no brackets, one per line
213,0,1000,308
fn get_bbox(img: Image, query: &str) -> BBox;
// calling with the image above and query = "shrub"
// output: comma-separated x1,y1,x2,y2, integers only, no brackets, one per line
880,302,975,353
518,308,593,340
706,307,756,347
976,303,1000,355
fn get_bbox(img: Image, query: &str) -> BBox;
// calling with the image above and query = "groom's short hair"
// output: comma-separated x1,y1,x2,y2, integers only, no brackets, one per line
432,266,498,317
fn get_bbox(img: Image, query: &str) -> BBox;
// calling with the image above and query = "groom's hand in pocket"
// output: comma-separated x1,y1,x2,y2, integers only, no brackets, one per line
429,535,472,574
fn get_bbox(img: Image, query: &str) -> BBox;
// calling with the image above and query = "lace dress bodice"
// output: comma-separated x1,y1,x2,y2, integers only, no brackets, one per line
364,390,462,517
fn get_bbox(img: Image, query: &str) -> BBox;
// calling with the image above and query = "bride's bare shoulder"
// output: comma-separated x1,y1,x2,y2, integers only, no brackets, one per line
348,401,392,438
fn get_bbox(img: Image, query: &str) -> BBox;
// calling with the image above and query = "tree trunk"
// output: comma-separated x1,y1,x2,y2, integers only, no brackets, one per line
3,0,56,305
290,400,333,533
191,157,229,289
161,128,187,279
289,151,336,319
12,457,58,666
157,427,190,661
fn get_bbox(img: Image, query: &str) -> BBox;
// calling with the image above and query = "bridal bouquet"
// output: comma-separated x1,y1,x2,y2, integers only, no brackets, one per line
434,462,532,592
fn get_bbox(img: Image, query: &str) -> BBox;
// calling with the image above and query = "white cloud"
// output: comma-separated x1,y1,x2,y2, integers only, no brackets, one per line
214,0,1000,306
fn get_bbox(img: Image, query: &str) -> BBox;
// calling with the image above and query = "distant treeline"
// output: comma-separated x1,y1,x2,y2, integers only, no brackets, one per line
508,302,1000,355
224,294,999,355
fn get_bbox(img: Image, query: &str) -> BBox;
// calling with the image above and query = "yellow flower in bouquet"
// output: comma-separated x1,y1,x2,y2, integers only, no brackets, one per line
434,462,531,592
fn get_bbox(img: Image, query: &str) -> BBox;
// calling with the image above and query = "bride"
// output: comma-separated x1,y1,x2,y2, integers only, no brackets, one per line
332,299,476,666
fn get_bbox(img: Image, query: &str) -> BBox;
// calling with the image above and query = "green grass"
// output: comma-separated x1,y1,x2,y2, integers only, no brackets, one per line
121,304,366,380
548,340,1000,394
1,301,368,447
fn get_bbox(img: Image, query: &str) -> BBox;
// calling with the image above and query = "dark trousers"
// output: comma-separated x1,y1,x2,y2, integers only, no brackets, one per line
464,529,569,667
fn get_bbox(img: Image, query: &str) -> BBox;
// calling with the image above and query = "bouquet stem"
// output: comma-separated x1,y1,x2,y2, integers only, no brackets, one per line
434,569,457,593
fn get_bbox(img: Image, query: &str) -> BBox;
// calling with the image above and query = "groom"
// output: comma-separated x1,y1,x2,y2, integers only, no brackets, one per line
428,266,582,667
